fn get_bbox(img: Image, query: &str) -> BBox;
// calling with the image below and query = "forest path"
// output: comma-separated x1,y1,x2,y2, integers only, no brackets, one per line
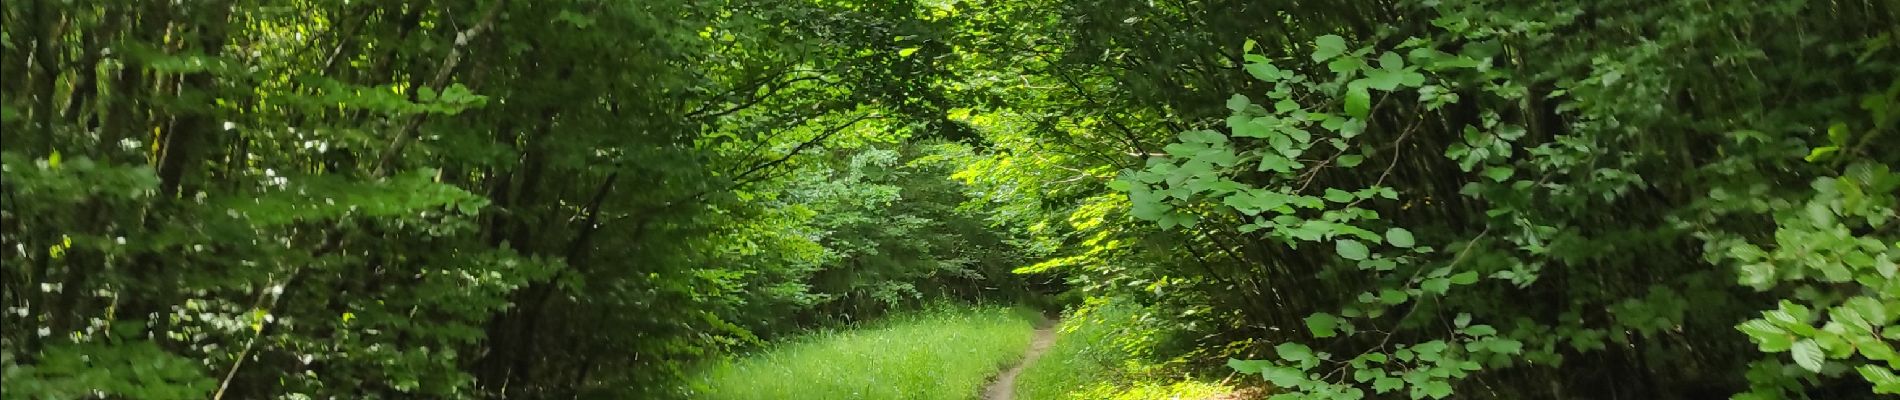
981,321,1059,400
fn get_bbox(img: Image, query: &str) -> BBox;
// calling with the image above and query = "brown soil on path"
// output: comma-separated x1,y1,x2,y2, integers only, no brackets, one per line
981,322,1058,400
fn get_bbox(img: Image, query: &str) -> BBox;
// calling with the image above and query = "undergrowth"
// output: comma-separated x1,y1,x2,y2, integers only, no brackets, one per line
1015,298,1249,400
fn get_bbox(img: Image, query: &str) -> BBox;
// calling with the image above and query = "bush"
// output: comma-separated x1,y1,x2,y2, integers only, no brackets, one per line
1016,297,1241,400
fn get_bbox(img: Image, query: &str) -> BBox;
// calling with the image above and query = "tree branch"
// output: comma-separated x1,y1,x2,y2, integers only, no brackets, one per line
610,113,881,224
373,0,507,177
687,74,831,121
728,113,879,187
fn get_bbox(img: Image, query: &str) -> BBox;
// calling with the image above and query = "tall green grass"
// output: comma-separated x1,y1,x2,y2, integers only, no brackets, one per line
1014,300,1241,400
691,305,1039,400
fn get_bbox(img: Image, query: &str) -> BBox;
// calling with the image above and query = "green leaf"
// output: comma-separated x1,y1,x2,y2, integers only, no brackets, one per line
1340,118,1367,138
1378,51,1404,70
1275,100,1300,113
1463,325,1497,336
1306,313,1340,338
1312,35,1348,62
1813,330,1852,355
1230,117,1272,139
1481,166,1514,182
1263,366,1306,387
1422,380,1453,399
1362,353,1388,363
1400,71,1426,87
1355,368,1381,382
1859,336,1896,362
1858,365,1900,394
1283,124,1312,145
1228,358,1272,374
1338,154,1365,167
1373,376,1404,393
1179,130,1227,144
1792,339,1825,373
1385,228,1415,248
1739,263,1776,288
1380,289,1408,305
1337,239,1370,260
1346,83,1372,118
1766,301,1816,335
1330,56,1367,75
1489,338,1523,354
898,47,920,57
1448,271,1478,285
1228,94,1252,112
1413,340,1448,358
1277,342,1315,364
1806,146,1839,162
1325,188,1356,203
1737,319,1793,352
1246,58,1285,82
1845,296,1890,325
1828,122,1850,146
1365,69,1404,91
1421,277,1451,294
1835,304,1876,333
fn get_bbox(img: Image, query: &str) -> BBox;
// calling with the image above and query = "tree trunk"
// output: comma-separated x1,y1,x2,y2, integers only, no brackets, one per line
155,1,233,197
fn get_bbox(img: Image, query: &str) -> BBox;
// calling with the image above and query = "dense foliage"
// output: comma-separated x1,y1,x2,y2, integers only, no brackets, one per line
1,0,1029,398
3,0,1896,399
952,0,1899,399
1014,298,1242,400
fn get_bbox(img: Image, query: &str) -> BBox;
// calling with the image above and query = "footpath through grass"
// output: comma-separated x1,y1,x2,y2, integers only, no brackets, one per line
1013,302,1248,400
691,305,1040,400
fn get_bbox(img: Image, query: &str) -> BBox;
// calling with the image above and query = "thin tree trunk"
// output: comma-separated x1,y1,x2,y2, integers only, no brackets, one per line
62,25,104,129
155,1,233,197
30,0,62,156
97,5,141,161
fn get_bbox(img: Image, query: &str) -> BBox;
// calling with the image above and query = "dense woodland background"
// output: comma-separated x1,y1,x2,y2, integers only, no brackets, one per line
2,0,1897,399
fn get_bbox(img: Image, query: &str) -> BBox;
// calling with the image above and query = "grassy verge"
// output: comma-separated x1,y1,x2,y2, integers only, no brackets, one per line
1014,300,1248,400
691,305,1040,400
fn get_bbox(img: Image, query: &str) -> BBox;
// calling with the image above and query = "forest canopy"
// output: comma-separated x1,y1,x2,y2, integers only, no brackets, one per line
2,0,1896,399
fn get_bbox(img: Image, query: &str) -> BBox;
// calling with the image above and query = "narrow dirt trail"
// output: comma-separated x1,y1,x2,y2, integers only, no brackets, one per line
981,323,1058,400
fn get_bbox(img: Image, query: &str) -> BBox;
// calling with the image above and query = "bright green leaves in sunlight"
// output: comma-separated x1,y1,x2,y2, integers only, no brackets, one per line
1791,340,1825,373
1231,327,1518,400
1312,35,1348,62
1806,122,1852,162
